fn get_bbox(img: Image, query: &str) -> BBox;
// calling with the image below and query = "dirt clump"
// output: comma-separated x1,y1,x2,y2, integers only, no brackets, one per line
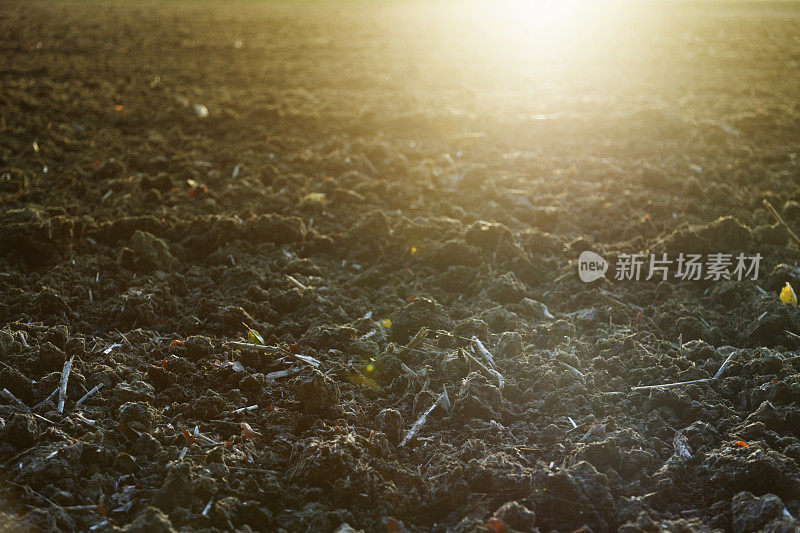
122,230,176,272
292,368,342,415
388,297,455,344
730,492,795,533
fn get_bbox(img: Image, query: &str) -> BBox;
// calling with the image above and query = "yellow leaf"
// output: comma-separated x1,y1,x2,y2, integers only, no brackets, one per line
243,323,264,345
780,282,797,307
381,319,392,328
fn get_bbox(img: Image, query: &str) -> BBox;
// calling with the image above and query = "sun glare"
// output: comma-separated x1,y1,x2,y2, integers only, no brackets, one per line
454,0,610,64
505,0,587,27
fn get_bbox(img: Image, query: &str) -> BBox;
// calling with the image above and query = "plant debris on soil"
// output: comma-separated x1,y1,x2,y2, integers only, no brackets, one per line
3,1,800,532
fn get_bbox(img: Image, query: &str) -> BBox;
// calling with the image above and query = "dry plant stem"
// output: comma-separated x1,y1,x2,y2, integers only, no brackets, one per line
580,424,605,442
400,390,448,447
470,337,498,370
556,360,586,384
228,342,321,368
631,378,709,391
1,388,29,411
226,466,277,474
399,361,420,379
227,341,282,353
714,351,738,379
362,155,378,174
265,368,298,380
57,355,75,414
231,404,258,414
193,428,221,446
8,481,61,509
469,337,505,390
764,199,800,248
74,383,104,408
552,270,572,284
399,327,428,356
60,505,99,512
74,412,102,431
32,389,60,414
461,348,504,390
17,331,30,349
202,497,214,517
43,386,59,404
285,275,308,291
291,353,321,367
35,413,55,425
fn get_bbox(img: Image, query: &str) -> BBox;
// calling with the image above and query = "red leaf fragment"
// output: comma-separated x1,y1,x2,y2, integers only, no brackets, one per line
483,518,509,533
182,428,199,445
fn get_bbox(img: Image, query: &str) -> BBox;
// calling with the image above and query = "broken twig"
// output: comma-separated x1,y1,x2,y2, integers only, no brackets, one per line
470,337,498,371
202,497,213,517
714,350,738,379
1,388,29,411
461,348,504,391
631,378,709,391
291,353,321,368
399,389,449,447
18,331,30,349
555,360,586,385
57,355,75,414
469,337,504,390
227,341,281,353
398,327,428,357
285,275,308,291
265,368,298,380
580,423,606,442
74,383,104,408
73,412,102,431
230,404,258,414
42,386,59,405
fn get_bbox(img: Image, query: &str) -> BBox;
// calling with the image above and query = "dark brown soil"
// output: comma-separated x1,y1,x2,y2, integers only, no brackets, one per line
2,1,800,532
